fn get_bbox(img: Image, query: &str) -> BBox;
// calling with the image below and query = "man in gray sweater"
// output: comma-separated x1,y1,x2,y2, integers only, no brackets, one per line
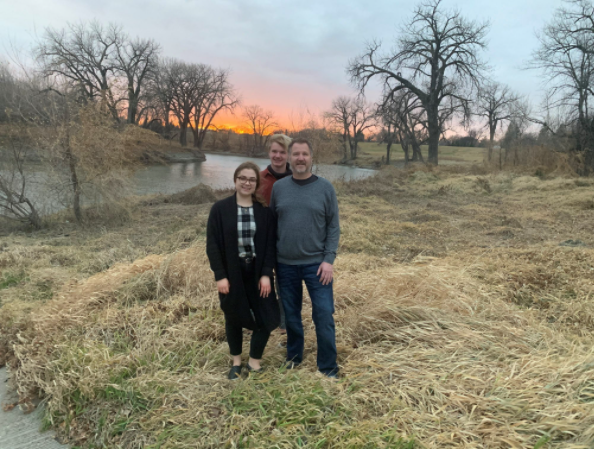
269,137,340,377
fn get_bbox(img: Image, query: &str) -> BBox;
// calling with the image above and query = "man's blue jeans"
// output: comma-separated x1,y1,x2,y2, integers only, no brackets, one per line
276,262,338,375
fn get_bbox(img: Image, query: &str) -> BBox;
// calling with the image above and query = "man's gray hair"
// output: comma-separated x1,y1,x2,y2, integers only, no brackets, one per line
288,137,314,156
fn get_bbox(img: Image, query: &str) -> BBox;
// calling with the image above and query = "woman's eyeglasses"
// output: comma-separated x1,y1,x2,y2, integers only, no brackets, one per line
237,176,257,184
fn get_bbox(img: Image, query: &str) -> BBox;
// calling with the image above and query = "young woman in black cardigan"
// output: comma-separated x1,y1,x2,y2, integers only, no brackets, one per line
206,161,280,380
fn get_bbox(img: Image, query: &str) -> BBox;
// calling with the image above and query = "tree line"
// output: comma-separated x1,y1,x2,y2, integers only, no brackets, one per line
3,0,594,228
31,22,238,150
323,0,594,173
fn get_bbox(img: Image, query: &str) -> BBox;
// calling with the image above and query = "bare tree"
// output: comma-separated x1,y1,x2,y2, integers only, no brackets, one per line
348,97,376,159
378,91,426,165
35,22,122,120
476,81,521,160
349,0,489,165
4,64,146,224
243,105,277,155
167,61,203,147
377,124,397,165
325,97,352,161
325,96,375,160
146,58,176,135
189,68,238,150
500,99,532,168
0,127,41,229
530,0,594,171
163,61,236,152
113,35,160,124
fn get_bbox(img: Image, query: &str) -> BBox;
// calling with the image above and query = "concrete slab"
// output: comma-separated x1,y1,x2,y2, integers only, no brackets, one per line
0,367,67,449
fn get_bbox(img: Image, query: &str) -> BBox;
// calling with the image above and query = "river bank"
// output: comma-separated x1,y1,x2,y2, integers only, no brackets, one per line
1,166,594,447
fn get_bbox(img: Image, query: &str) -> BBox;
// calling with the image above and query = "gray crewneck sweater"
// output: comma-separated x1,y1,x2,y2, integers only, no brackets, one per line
269,176,340,265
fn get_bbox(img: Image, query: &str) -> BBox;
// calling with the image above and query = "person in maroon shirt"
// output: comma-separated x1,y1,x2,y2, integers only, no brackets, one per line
259,134,292,205
259,134,292,335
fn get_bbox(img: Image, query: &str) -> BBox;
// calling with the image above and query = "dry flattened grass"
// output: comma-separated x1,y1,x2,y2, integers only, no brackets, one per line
5,245,594,448
2,166,594,448
467,246,594,334
336,255,594,447
164,184,217,206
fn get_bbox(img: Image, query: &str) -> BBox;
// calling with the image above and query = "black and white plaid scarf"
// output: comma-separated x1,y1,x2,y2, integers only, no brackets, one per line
237,205,256,257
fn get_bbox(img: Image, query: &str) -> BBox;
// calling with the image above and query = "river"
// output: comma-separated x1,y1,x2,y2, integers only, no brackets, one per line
4,152,376,216
133,152,376,195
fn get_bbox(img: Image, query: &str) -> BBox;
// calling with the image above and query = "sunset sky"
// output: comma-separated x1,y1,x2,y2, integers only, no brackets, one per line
1,0,565,134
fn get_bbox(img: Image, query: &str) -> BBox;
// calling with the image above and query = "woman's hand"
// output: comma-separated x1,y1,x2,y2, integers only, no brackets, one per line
217,278,230,294
259,276,271,297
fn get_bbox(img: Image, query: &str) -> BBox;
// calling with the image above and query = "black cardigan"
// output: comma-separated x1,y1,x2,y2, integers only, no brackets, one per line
206,193,280,331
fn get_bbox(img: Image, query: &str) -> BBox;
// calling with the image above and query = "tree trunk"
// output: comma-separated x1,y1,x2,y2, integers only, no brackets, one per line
194,130,206,149
411,140,424,163
347,138,352,159
179,121,189,146
27,201,42,229
104,89,120,122
60,122,83,223
127,84,137,124
427,110,439,165
66,146,82,224
402,139,410,166
488,121,496,161
410,139,418,161
188,120,204,149
585,148,594,175
164,107,171,128
191,127,200,148
386,141,392,165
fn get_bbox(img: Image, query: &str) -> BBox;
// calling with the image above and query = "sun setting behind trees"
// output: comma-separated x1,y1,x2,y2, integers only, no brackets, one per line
2,0,594,173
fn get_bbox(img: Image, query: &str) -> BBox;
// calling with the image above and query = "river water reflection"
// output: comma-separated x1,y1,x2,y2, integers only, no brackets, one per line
133,152,376,195
5,153,376,216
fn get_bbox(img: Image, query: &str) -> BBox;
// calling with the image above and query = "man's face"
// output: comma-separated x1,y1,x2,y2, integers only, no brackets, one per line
290,143,312,175
269,142,288,171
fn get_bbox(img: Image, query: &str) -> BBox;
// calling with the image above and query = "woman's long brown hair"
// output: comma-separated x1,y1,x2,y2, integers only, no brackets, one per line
233,161,267,206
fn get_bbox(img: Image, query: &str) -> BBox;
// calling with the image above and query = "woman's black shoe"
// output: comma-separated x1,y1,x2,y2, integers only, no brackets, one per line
228,365,243,380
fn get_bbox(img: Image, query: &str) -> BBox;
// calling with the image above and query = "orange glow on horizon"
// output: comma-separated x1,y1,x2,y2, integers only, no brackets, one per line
164,116,288,135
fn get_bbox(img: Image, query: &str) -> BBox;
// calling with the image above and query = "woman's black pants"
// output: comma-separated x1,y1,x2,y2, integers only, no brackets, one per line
225,257,271,359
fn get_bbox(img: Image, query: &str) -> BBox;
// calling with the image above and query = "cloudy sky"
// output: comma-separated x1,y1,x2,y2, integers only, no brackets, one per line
1,0,564,129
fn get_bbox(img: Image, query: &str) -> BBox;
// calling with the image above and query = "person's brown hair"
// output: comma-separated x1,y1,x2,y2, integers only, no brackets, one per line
233,161,266,205
288,137,314,156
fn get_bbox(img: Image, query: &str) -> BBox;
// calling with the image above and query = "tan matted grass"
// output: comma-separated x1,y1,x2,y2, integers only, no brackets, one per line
1,166,594,448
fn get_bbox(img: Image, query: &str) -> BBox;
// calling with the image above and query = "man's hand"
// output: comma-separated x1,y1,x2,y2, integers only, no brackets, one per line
259,275,271,297
217,278,230,294
317,262,333,285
